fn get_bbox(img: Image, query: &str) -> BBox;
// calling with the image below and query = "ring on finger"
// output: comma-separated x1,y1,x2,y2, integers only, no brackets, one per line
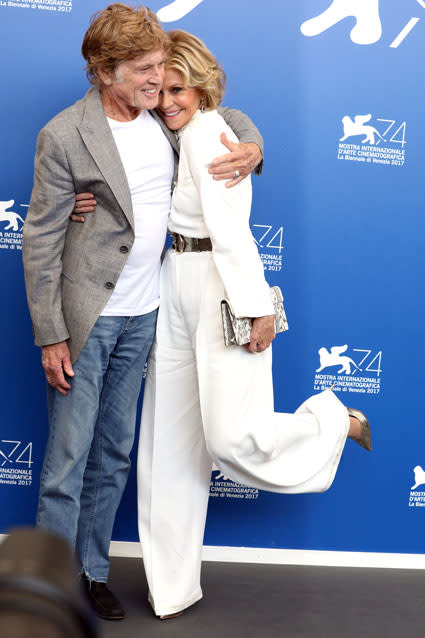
235,169,240,179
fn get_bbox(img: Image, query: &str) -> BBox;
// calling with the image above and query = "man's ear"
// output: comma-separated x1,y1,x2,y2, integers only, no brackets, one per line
97,68,113,86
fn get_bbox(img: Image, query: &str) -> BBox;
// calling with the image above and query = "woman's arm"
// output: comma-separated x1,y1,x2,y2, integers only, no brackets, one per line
182,114,273,321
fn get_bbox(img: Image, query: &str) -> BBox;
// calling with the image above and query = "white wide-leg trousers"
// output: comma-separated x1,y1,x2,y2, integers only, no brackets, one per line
137,249,349,617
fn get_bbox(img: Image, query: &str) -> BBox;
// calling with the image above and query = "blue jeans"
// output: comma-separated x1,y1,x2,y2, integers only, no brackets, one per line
36,311,157,581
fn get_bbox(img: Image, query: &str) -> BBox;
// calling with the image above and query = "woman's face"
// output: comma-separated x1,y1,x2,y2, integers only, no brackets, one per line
157,68,202,130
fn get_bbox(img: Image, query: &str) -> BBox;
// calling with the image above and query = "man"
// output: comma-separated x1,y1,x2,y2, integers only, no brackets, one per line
23,3,263,621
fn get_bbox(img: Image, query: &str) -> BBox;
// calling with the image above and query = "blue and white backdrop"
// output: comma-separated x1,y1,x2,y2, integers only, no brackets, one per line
2,0,425,562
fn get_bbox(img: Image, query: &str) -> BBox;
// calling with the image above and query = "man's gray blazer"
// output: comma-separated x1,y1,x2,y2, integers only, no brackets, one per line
23,87,263,363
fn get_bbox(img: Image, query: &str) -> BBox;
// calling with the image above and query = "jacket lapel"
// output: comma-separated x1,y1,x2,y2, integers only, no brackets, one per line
77,88,134,230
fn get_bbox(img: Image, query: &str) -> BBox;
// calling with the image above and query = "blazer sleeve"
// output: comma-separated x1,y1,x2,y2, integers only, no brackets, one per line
218,106,264,175
182,118,273,318
22,126,76,347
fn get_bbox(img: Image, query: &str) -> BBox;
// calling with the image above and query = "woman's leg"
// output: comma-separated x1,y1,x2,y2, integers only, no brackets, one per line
196,259,350,494
137,252,212,617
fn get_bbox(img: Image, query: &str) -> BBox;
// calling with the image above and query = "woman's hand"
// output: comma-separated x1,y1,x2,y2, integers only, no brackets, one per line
208,133,263,188
70,192,97,223
245,315,275,354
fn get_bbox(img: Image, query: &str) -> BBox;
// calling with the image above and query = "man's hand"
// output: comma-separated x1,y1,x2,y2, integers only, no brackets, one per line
70,192,97,223
245,315,275,354
209,133,263,188
42,342,75,395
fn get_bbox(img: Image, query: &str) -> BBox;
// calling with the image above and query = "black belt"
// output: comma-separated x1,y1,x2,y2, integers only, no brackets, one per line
170,232,212,253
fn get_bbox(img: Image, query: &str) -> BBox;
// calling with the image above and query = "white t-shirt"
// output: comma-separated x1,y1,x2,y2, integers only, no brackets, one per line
101,110,174,316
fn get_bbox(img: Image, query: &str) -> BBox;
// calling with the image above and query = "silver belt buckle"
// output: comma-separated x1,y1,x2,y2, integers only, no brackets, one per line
172,233,186,253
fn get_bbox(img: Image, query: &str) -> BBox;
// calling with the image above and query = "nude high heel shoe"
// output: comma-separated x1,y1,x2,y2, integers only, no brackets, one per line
159,611,185,620
347,408,372,451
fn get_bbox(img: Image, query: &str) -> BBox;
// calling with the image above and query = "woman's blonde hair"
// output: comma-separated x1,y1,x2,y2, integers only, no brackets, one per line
166,30,225,110
82,3,169,86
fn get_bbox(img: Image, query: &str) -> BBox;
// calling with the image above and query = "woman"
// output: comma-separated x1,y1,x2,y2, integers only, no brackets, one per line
136,30,371,619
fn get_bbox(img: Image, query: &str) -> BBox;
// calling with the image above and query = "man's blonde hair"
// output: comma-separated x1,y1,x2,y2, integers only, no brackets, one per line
82,3,169,86
166,30,225,109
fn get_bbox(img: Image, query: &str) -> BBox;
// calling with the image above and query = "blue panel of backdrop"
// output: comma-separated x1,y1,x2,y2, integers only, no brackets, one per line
1,0,425,554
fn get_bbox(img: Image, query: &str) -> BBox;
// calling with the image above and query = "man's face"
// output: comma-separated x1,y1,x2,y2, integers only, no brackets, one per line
101,48,165,112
